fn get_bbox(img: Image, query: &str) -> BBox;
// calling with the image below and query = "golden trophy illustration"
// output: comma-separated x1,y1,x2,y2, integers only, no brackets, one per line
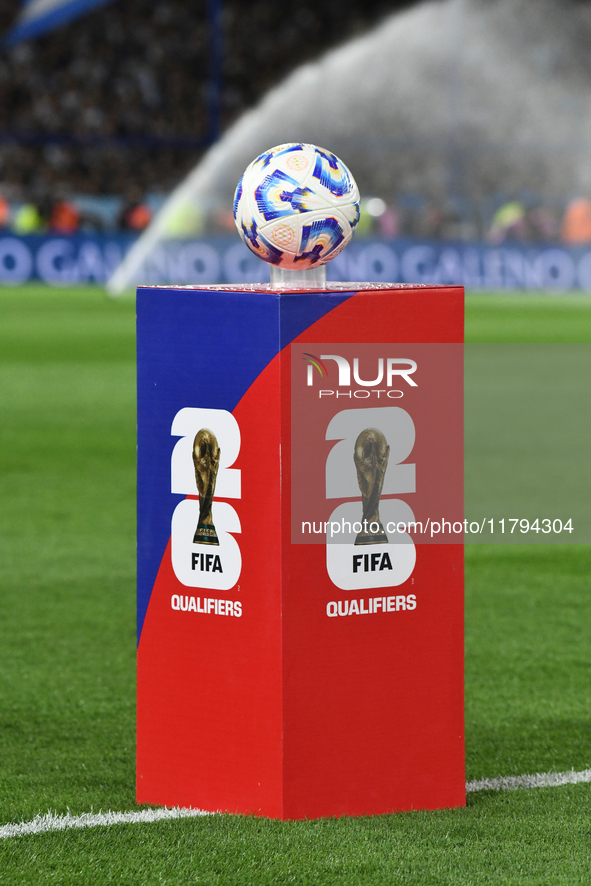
192,428,220,545
354,428,390,545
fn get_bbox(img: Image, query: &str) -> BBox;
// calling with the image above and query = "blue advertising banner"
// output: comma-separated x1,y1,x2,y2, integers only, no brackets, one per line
0,234,135,285
3,233,591,290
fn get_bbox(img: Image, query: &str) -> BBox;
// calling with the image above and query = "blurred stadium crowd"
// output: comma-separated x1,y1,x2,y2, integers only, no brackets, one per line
0,0,397,234
0,0,590,244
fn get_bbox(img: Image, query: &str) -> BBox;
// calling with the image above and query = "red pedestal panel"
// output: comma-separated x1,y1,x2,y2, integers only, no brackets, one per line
136,283,465,818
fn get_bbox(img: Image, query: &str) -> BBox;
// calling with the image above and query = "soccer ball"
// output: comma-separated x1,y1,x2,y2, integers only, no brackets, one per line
233,143,360,269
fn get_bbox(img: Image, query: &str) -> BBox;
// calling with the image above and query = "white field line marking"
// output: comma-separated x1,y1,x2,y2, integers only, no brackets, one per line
466,768,591,793
2,768,591,840
0,807,211,840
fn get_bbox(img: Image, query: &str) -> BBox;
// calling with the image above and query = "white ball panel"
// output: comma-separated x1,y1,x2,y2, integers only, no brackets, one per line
234,143,360,267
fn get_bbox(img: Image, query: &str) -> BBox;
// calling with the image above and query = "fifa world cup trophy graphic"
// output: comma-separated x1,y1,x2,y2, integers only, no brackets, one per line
192,428,220,545
353,428,390,545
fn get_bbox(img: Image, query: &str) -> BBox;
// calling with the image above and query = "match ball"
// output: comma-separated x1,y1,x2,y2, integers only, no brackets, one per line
233,143,360,269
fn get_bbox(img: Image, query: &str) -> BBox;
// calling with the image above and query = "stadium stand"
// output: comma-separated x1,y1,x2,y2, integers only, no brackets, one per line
0,0,400,229
0,0,581,240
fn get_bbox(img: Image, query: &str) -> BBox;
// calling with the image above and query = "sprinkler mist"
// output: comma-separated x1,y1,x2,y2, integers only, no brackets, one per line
108,0,591,293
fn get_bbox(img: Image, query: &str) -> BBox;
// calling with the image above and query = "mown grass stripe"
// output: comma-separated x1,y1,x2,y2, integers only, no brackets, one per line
3,768,591,840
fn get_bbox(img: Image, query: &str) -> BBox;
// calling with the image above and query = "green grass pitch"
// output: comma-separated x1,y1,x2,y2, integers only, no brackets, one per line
1,287,591,884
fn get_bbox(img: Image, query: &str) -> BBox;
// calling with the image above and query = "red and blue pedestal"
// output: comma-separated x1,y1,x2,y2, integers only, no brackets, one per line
136,282,465,819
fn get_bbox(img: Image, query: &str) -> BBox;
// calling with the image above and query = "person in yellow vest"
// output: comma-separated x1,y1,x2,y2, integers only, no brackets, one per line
12,202,44,234
487,200,527,244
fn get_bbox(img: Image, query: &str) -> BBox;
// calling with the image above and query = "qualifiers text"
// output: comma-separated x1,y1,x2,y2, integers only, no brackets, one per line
171,595,242,616
327,594,416,617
